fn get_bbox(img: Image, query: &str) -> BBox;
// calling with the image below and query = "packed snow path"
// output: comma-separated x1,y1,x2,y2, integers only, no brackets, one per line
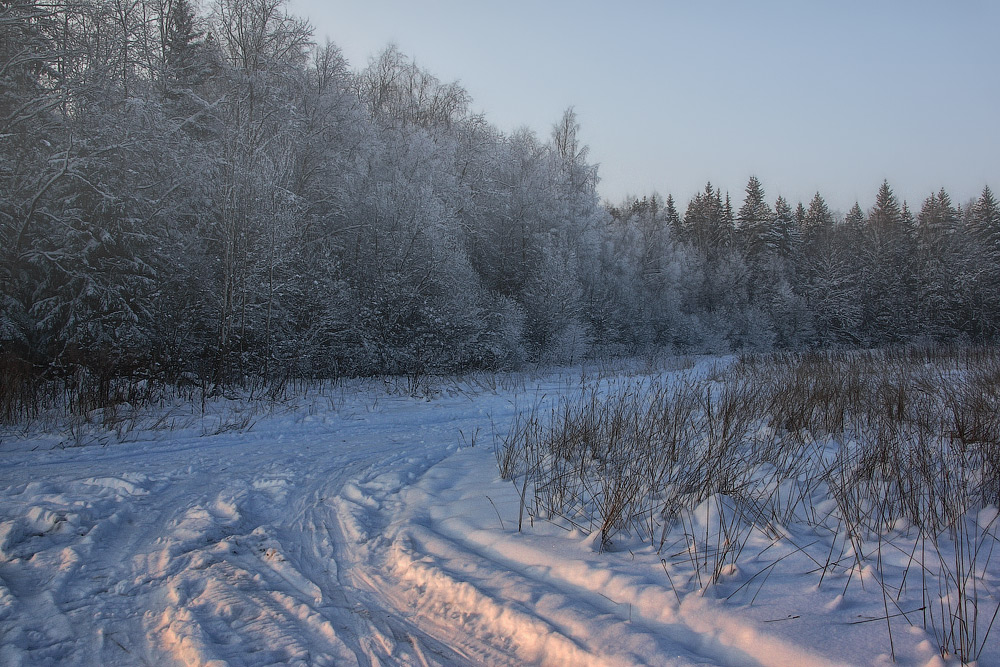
0,387,493,666
0,372,953,665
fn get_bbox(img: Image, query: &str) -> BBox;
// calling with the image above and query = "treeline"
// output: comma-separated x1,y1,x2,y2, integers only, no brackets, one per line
608,178,1000,352
2,0,999,397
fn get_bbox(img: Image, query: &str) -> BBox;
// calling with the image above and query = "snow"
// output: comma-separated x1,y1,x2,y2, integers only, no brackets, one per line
0,366,994,666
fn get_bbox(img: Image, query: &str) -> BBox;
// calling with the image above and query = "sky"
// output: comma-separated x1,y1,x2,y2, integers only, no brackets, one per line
287,0,999,213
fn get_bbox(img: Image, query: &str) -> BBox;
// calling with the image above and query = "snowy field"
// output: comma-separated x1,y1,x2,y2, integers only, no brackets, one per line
1,360,997,666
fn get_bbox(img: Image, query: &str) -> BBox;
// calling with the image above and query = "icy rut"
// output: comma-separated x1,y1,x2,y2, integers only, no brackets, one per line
0,378,857,666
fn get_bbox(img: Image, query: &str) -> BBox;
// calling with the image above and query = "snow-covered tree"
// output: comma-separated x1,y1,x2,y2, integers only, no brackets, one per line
914,189,966,338
850,181,917,343
773,195,801,260
682,182,729,251
969,185,1000,337
737,176,774,258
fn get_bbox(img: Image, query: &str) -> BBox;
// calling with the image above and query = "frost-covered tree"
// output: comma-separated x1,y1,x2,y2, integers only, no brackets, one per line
737,176,774,258
682,182,729,251
356,44,470,130
971,186,1000,269
802,192,833,249
969,186,1000,337
856,181,917,343
773,196,801,260
913,189,966,338
601,194,695,351
664,193,682,236
0,1,67,359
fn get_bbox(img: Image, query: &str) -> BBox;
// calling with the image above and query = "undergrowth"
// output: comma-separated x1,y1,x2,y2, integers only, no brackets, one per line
496,346,1000,663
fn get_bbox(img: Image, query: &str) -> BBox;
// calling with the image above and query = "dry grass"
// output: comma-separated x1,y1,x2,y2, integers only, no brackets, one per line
496,346,1000,662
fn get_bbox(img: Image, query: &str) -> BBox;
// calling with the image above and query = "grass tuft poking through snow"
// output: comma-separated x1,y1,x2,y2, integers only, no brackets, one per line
496,346,1000,664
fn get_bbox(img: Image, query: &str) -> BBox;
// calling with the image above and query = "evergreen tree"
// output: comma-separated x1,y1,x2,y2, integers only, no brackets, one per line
970,185,1000,336
916,189,958,246
845,202,865,229
722,192,735,242
803,192,834,248
972,185,1000,249
804,227,863,346
0,0,66,362
915,188,965,338
683,182,729,250
795,201,807,226
664,193,682,237
773,195,800,259
860,181,917,343
737,176,774,257
165,0,201,81
868,180,907,241
901,200,915,234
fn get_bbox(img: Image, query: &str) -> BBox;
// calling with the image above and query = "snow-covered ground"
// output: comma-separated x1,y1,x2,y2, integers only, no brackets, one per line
0,364,994,666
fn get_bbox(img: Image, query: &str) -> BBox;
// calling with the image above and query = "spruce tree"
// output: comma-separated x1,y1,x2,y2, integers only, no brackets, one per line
683,182,728,250
737,176,774,257
869,180,904,239
795,201,807,228
722,191,735,245
804,193,833,244
971,186,1000,335
846,202,864,228
972,185,1000,249
915,188,963,337
165,0,201,86
664,193,682,237
861,181,917,343
773,196,800,259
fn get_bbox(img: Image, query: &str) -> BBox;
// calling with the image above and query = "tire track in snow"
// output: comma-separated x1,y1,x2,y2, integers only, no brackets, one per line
330,469,523,666
336,444,842,667
141,439,468,666
0,408,475,666
328,453,690,666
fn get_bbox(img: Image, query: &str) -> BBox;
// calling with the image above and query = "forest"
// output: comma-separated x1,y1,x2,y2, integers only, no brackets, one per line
3,0,1000,412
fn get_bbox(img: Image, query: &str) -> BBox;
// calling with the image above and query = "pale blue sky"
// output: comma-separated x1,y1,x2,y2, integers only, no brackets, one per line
288,0,999,212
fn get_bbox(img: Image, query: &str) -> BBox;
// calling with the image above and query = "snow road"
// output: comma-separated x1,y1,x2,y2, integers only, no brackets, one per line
0,370,968,666
0,385,490,665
